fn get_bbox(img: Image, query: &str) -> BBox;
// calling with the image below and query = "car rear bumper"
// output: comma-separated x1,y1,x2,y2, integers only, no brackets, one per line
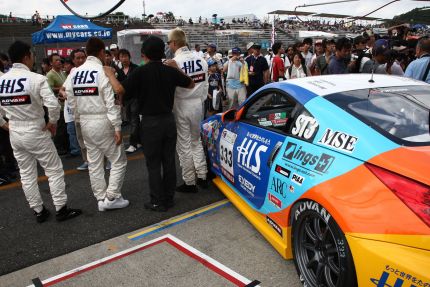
346,234,430,286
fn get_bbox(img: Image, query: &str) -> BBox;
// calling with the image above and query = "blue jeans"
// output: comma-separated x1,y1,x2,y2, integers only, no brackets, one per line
67,122,80,156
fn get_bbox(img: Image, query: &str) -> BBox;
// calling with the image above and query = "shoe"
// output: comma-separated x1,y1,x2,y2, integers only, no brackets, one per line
34,206,50,223
176,183,198,193
137,144,142,149
101,196,129,211
125,145,137,153
105,161,111,170
0,175,11,186
77,162,89,171
197,178,209,189
144,202,167,212
55,205,82,222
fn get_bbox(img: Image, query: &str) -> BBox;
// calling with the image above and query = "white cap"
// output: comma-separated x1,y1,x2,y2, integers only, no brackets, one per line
246,42,255,50
109,43,118,50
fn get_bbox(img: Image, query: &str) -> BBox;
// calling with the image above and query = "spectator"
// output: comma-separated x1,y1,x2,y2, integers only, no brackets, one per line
302,38,313,68
118,49,140,154
384,50,404,76
271,42,286,82
315,39,335,75
0,53,12,73
362,40,389,74
193,44,204,58
122,36,195,211
246,42,269,97
286,52,311,79
46,53,68,155
327,38,352,74
223,47,247,109
205,59,223,117
109,44,122,68
405,36,430,83
310,39,324,75
203,43,223,71
40,57,51,75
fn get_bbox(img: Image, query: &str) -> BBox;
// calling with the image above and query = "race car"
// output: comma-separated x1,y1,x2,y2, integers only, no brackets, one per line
201,74,430,287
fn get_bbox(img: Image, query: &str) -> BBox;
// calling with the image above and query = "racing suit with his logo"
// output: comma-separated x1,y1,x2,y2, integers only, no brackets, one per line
0,63,67,211
65,56,127,201
174,47,209,185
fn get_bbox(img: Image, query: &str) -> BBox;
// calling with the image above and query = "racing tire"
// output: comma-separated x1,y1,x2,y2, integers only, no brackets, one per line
291,200,357,287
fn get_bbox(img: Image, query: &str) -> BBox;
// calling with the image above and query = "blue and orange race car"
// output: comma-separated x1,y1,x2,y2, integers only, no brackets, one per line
201,74,430,287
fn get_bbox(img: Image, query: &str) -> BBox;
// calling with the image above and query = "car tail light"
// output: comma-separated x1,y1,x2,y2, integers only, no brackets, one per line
365,163,430,228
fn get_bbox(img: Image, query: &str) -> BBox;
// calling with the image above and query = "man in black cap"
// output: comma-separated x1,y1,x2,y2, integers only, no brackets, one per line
245,43,269,97
122,36,195,211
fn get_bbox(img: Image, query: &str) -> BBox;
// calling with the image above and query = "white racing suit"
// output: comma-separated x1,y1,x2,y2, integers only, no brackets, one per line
173,47,208,185
65,56,126,201
0,63,67,211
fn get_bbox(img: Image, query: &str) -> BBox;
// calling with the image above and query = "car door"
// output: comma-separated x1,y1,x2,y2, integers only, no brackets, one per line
219,89,299,210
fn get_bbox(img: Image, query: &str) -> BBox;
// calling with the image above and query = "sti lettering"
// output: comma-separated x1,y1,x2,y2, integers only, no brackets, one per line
292,114,318,140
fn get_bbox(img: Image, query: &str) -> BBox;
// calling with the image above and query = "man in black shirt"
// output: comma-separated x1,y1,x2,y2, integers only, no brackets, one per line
245,43,269,97
122,36,194,211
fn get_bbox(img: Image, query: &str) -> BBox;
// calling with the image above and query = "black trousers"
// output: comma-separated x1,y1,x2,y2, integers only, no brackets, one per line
140,113,177,205
53,112,69,154
127,98,141,147
0,128,16,177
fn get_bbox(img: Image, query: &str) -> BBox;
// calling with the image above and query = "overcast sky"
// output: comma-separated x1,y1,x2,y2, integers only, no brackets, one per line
1,0,428,21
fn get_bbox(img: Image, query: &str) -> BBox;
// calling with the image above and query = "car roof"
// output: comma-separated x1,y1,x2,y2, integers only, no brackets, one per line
277,74,428,97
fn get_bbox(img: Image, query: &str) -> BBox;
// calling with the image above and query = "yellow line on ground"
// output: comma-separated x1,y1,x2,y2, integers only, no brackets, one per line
0,153,145,191
128,199,230,240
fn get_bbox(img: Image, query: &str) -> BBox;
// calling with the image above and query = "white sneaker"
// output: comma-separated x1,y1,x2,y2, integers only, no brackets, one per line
137,144,142,149
103,196,129,210
125,145,137,153
98,200,106,212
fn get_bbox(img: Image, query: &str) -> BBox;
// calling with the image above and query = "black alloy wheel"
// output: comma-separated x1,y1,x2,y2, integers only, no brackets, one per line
291,200,357,287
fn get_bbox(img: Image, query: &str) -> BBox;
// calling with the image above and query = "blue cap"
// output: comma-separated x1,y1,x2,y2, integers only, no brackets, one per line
207,58,217,66
232,47,241,54
374,39,388,49
208,43,217,49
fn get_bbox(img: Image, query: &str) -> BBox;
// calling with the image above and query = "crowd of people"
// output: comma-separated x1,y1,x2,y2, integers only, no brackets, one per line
0,24,429,223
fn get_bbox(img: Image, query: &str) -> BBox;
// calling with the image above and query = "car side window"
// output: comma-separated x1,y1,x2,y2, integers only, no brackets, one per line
242,91,298,132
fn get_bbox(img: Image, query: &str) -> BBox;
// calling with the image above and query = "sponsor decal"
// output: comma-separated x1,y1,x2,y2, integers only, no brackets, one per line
181,59,204,74
291,173,304,186
269,177,288,198
295,201,331,223
257,118,272,127
190,73,206,83
219,129,237,182
236,137,268,180
318,128,358,153
61,24,89,30
370,270,429,287
0,78,31,106
238,175,256,197
271,118,287,127
283,142,334,174
45,30,111,40
291,114,319,140
73,87,99,96
246,132,271,145
268,193,282,208
275,165,291,178
0,95,31,106
73,70,98,85
268,112,287,120
289,185,295,193
266,216,283,236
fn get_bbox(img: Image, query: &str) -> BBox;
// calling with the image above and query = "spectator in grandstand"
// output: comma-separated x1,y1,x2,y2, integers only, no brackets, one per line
405,36,430,83
327,38,352,75
271,42,286,82
119,49,140,154
301,38,313,69
193,44,204,58
223,47,247,109
40,58,51,76
0,53,12,73
286,52,311,79
315,39,335,76
310,39,324,75
246,43,269,97
205,59,223,117
46,53,68,156
110,44,122,69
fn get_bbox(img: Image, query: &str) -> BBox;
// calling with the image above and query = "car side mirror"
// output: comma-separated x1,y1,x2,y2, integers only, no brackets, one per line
222,109,237,123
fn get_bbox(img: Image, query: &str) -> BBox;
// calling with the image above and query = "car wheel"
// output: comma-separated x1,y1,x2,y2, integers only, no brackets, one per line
291,200,357,287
